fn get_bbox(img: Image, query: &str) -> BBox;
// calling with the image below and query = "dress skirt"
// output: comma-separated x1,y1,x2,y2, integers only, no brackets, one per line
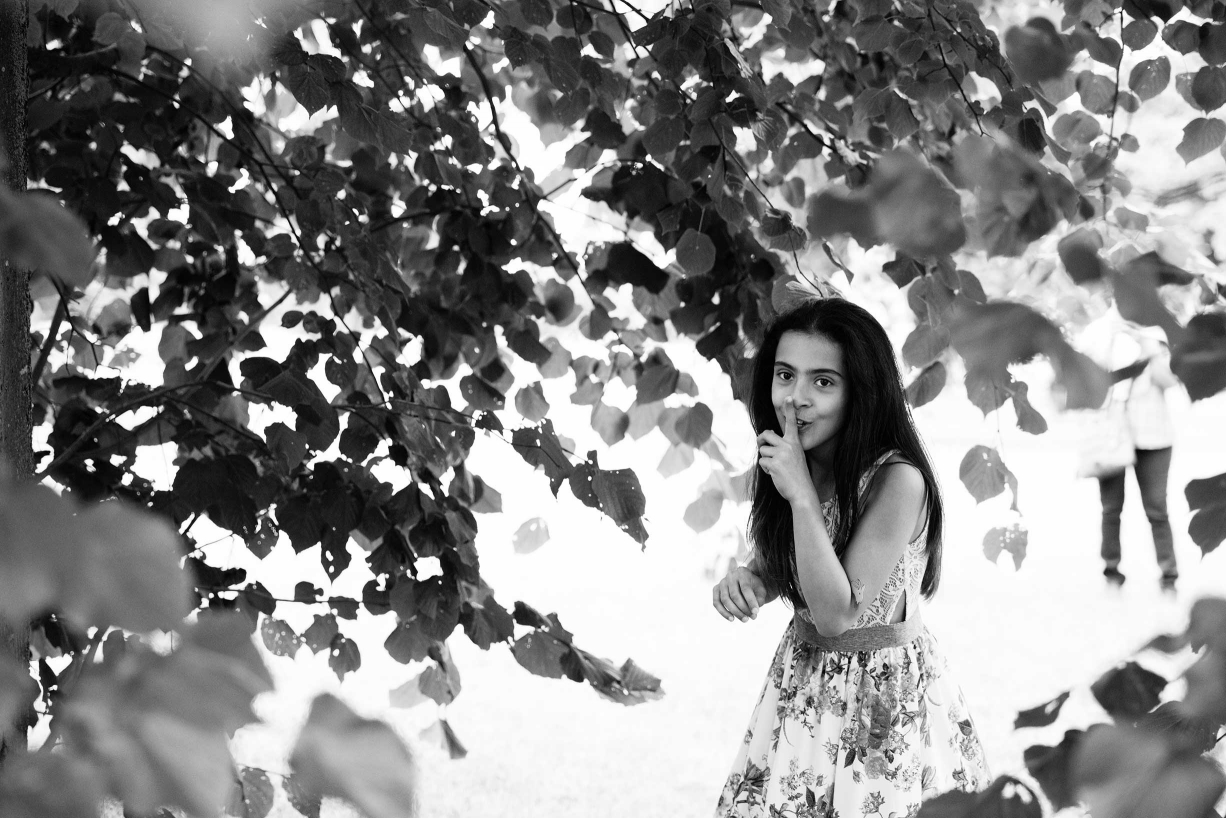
714,619,990,818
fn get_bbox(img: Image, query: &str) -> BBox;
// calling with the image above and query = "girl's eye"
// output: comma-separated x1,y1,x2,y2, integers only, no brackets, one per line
816,377,834,387
776,371,792,382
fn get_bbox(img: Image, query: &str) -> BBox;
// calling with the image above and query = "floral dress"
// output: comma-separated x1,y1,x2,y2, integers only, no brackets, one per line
715,452,990,818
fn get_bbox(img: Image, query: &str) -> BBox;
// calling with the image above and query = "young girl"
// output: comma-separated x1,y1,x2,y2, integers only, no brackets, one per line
712,298,989,817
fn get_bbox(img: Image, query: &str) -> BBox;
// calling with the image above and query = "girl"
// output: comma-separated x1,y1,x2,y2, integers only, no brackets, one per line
712,298,989,817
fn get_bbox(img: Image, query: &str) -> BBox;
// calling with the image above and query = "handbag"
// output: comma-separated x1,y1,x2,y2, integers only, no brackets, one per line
1076,375,1136,479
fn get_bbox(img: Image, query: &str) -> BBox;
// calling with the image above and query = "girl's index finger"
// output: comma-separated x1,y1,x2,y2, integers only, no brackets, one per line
783,397,799,441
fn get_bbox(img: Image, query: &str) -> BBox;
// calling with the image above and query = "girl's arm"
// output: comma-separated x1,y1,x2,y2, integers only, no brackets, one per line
792,461,926,636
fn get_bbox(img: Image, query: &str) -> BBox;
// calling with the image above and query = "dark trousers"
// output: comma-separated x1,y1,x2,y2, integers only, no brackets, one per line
1098,447,1177,578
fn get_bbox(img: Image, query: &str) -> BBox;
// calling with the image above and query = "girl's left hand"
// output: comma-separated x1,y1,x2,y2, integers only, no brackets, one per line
757,398,816,507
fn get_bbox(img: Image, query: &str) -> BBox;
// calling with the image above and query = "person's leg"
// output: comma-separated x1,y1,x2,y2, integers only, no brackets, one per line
1099,470,1127,581
1134,447,1177,583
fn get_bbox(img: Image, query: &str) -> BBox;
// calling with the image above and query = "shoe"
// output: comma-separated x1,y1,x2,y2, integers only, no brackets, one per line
1160,575,1177,593
1104,567,1125,587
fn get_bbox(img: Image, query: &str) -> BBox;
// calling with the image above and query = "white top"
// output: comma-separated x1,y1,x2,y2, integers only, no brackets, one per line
1078,311,1178,450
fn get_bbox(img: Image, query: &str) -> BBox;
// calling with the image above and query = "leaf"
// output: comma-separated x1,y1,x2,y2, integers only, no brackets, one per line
1015,690,1071,729
1004,18,1074,84
229,767,275,818
676,228,716,276
289,694,419,818
302,614,339,654
92,11,131,44
958,445,1018,506
511,631,569,678
514,382,550,422
591,402,629,446
1192,66,1226,111
1177,118,1226,163
642,116,684,157
259,616,302,658
901,323,950,369
513,517,550,554
675,402,713,447
418,656,462,706
282,63,333,115
983,524,1028,569
284,774,322,818
1089,661,1167,720
0,189,96,285
1122,18,1158,49
636,361,679,403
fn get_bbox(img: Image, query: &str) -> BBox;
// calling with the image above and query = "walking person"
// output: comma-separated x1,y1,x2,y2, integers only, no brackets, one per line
712,298,989,817
1079,307,1181,591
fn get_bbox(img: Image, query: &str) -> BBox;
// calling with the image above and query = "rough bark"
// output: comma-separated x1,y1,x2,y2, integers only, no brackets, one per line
0,0,34,762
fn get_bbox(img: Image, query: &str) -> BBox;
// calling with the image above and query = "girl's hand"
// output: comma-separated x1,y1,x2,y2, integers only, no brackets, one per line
757,398,815,507
713,566,769,621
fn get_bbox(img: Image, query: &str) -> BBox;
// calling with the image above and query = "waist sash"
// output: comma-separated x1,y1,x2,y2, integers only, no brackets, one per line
792,613,924,651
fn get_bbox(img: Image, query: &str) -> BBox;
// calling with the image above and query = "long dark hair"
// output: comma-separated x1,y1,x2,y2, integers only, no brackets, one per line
747,298,944,608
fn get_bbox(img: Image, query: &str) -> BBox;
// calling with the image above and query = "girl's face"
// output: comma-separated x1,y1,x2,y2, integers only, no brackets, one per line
771,330,849,458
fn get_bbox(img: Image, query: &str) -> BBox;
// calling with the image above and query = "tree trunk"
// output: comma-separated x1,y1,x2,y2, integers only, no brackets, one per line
0,0,33,763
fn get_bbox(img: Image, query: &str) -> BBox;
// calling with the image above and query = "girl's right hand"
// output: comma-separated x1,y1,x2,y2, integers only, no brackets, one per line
713,566,769,622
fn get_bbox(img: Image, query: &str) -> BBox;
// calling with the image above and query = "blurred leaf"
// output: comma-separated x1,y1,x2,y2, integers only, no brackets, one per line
1004,18,1074,84
1188,597,1226,652
905,361,946,408
1015,690,1071,729
0,481,192,632
1024,730,1085,810
513,517,550,554
63,614,272,816
1073,724,1225,818
0,189,96,285
289,694,419,818
0,753,107,818
658,442,695,477
1138,701,1220,754
1090,660,1167,720
683,489,723,533
1057,228,1107,283
0,654,38,740
916,774,1043,817
419,717,468,759
1172,314,1226,401
1181,650,1226,726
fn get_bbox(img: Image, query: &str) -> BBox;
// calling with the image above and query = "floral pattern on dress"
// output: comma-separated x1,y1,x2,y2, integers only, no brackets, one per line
715,451,990,817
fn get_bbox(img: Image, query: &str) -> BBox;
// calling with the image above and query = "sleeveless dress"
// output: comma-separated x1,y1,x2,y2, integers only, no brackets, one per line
715,451,990,818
